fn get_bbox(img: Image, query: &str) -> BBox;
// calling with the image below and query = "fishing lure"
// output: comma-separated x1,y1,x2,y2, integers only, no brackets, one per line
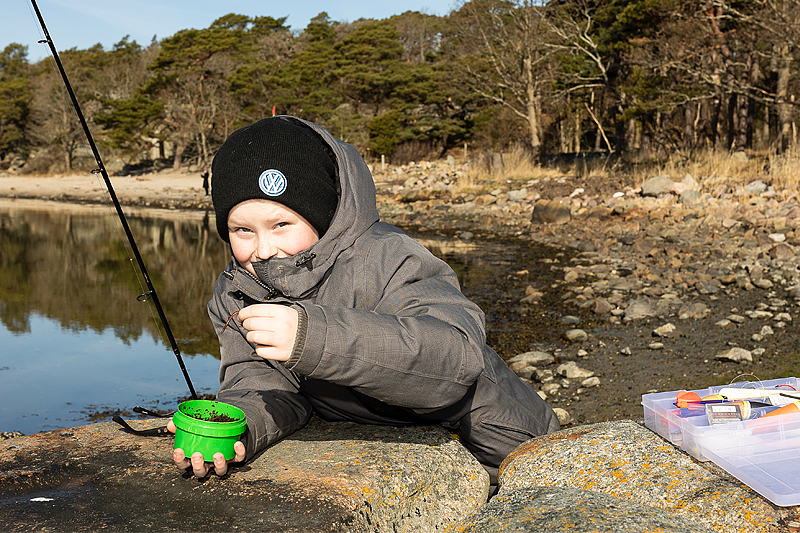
221,311,240,333
29,0,197,400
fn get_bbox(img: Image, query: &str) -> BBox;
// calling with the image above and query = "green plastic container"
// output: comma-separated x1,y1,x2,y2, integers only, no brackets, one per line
173,400,246,461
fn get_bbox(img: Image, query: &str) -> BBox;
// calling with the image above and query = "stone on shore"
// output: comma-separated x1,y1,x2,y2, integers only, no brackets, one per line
531,199,571,225
715,347,753,363
506,351,555,366
641,175,677,197
497,420,795,533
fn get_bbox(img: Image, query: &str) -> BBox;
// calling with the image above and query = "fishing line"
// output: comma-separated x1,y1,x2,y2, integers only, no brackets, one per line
29,0,198,400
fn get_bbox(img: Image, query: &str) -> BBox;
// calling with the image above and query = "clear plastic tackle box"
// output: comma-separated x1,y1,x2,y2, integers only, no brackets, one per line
641,377,800,507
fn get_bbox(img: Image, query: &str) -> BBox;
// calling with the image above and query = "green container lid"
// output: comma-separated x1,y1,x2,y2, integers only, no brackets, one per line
173,400,246,461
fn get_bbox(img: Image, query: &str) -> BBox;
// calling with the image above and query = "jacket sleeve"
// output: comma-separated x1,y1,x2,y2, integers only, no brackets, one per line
285,231,487,412
209,279,313,461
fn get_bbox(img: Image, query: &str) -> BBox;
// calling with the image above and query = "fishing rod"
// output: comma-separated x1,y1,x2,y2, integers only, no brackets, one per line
29,0,198,401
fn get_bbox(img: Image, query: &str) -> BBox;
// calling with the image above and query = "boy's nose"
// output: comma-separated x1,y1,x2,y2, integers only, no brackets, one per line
255,238,278,260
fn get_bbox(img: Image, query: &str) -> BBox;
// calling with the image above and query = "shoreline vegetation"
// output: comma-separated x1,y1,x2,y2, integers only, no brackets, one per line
1,146,797,224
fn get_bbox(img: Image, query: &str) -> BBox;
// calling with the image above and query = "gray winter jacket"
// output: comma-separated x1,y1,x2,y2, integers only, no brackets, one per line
209,118,559,464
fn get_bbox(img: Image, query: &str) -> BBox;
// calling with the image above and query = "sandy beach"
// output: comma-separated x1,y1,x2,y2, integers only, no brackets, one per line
0,170,214,210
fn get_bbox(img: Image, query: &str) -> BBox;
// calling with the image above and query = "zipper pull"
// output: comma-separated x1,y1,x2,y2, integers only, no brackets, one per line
295,252,316,271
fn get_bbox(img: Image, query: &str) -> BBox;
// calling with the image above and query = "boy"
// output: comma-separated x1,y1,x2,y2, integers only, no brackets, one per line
169,116,560,485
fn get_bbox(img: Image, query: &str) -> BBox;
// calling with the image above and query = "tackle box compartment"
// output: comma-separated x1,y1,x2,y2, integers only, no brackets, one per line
641,377,800,506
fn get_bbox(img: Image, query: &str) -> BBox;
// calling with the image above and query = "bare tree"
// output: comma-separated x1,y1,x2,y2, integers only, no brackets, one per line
147,16,251,170
538,0,614,151
451,0,557,158
393,11,444,64
28,58,91,171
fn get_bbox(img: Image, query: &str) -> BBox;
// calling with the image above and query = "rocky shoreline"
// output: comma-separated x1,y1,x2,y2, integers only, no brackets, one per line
374,162,800,429
2,162,800,430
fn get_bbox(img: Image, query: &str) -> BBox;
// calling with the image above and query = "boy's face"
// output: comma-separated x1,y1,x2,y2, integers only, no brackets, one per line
227,199,319,276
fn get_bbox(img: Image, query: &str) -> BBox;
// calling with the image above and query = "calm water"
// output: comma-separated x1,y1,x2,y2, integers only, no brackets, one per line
0,201,227,435
0,200,507,436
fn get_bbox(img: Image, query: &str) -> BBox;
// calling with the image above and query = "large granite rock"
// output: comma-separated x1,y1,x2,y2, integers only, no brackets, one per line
0,415,488,532
496,420,798,533
445,486,711,532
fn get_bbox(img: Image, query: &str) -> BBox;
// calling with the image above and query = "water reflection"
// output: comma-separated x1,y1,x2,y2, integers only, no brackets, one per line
0,200,512,436
0,201,230,435
0,201,228,354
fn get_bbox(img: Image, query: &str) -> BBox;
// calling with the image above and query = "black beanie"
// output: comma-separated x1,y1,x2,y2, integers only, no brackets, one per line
211,117,339,242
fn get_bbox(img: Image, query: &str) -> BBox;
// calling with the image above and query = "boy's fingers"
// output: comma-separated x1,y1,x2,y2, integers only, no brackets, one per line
254,345,290,362
246,330,280,346
173,448,190,470
212,453,228,476
236,304,269,321
174,444,245,477
234,441,246,462
190,452,209,478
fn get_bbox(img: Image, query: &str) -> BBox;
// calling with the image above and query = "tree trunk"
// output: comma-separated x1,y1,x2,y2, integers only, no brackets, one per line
524,56,542,159
526,103,541,159
626,118,637,152
559,114,570,153
776,44,792,153
710,94,722,148
640,113,653,155
738,52,757,151
726,93,737,151
173,139,186,171
615,92,628,153
200,130,209,167
684,101,696,152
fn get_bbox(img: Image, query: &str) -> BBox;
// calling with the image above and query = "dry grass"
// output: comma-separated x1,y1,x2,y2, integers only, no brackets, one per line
766,146,800,191
454,144,800,196
456,144,565,193
628,148,800,195
627,150,770,192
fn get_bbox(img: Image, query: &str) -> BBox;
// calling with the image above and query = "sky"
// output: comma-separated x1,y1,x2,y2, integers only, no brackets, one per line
5,0,458,63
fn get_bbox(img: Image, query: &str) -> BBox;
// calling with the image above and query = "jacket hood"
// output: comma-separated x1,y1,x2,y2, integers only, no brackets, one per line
223,116,380,300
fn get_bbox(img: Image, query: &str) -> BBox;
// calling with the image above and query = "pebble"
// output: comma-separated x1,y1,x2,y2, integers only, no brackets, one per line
562,329,588,343
556,361,594,379
552,408,571,425
507,351,555,366
652,323,678,338
559,315,581,325
581,377,601,388
715,347,753,363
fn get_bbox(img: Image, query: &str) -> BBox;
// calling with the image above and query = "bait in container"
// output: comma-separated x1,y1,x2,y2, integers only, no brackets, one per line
173,400,246,460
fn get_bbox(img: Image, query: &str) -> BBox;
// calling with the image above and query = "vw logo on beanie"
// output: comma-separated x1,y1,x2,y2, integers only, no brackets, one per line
211,116,340,242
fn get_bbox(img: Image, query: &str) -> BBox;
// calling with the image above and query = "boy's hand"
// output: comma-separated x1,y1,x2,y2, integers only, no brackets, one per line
237,304,299,362
168,420,246,478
